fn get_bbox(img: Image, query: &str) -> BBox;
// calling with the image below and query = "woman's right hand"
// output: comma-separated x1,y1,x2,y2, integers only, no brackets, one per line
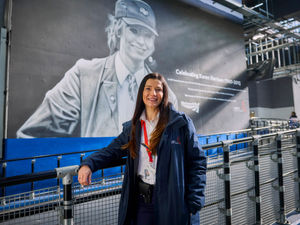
78,165,92,186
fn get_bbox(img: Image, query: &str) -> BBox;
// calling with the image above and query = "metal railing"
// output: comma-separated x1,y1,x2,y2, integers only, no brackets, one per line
0,123,285,198
0,149,126,197
0,129,299,225
0,159,125,225
201,129,299,225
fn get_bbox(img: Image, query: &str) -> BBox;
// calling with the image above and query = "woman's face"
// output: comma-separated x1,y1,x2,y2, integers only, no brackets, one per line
143,79,163,110
119,23,155,62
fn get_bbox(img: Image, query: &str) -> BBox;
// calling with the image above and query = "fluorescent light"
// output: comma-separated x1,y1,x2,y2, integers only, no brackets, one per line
250,3,263,10
252,33,265,40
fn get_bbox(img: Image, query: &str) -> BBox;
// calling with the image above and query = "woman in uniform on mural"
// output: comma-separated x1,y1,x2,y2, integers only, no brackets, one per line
78,73,207,225
17,0,177,138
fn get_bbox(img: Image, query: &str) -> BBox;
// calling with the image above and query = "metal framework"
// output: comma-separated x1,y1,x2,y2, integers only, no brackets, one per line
0,128,299,225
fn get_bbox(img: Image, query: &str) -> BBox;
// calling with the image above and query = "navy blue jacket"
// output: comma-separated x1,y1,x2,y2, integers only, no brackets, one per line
81,107,207,225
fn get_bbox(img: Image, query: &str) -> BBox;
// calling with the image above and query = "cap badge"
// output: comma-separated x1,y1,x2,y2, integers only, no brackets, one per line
139,7,149,16
120,2,127,8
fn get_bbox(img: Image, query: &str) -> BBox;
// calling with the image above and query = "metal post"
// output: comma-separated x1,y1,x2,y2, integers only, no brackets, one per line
271,39,275,64
251,119,257,135
249,41,253,64
253,136,262,224
217,136,220,158
62,174,73,225
296,129,300,211
56,165,79,225
292,44,296,65
206,136,210,144
1,162,6,198
235,133,238,153
281,40,286,67
80,154,84,164
277,40,281,68
31,159,35,194
217,140,232,225
0,28,7,160
287,39,291,66
260,39,263,61
276,134,288,224
265,38,269,60
57,156,62,189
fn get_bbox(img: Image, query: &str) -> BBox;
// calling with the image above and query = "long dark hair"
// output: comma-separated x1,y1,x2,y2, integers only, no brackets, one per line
122,73,170,158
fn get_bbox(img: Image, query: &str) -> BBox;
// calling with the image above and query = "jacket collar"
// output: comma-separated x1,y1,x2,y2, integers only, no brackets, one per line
166,104,187,129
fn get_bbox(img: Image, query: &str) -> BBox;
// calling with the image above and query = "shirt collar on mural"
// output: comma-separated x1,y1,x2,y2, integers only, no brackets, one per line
115,51,144,87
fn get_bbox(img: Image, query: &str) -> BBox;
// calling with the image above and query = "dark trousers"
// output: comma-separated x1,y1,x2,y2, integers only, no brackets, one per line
132,187,156,225
133,195,155,225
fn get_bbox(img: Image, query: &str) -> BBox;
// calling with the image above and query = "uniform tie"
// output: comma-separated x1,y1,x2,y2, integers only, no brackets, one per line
127,74,138,101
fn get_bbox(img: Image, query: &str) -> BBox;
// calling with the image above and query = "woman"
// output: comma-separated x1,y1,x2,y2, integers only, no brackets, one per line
78,73,206,225
290,111,298,119
289,111,299,128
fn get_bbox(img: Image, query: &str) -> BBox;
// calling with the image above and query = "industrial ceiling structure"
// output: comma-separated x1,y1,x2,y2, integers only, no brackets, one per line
209,0,300,78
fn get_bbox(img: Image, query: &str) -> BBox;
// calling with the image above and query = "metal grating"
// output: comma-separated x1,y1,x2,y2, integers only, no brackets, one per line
0,186,60,225
73,174,122,225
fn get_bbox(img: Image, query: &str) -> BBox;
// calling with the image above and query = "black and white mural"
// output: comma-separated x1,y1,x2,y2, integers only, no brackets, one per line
7,0,249,138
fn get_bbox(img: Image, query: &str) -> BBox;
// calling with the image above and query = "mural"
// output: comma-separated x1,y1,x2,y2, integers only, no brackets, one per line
7,0,249,138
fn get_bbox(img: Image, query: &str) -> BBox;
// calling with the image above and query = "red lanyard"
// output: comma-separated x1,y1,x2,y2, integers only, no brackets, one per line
140,120,153,162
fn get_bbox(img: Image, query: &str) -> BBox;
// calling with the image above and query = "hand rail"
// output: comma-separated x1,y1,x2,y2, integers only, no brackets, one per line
0,158,126,187
0,149,100,164
0,170,57,187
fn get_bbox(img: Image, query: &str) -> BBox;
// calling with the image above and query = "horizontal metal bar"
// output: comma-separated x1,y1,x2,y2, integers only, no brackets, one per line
201,128,251,137
0,149,100,163
202,130,296,151
0,170,57,187
202,137,254,150
0,158,127,187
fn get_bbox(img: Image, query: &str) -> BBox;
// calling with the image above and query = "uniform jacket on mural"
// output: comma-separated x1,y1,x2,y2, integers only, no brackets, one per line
17,53,178,138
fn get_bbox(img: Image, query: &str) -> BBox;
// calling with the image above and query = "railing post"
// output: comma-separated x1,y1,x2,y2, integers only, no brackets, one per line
57,156,62,192
216,136,220,158
1,162,6,199
296,129,300,212
80,154,85,164
56,165,79,225
223,142,232,225
253,136,262,225
63,174,73,225
217,140,232,225
251,120,257,135
275,133,289,224
235,133,238,154
270,121,273,133
31,159,35,194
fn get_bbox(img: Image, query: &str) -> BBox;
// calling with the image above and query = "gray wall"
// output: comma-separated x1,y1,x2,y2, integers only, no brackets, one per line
7,0,248,137
249,76,297,119
292,74,300,116
249,77,294,108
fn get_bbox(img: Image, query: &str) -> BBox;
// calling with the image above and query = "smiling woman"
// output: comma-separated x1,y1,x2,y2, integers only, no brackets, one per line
78,73,207,225
143,79,163,112
119,22,155,72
